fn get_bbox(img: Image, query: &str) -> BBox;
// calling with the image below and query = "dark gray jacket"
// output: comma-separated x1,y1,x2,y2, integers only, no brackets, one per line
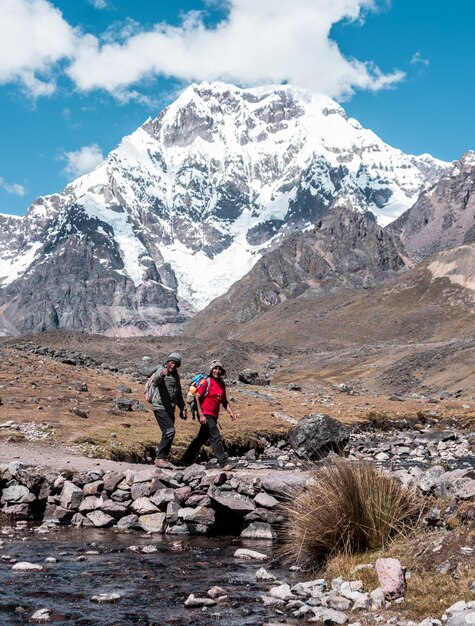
151,368,185,415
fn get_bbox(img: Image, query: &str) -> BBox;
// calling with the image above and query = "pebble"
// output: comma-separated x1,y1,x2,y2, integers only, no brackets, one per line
90,593,121,603
233,548,268,560
31,608,51,622
12,562,43,571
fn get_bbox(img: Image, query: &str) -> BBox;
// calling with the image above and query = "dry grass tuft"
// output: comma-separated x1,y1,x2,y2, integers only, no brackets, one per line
280,458,424,566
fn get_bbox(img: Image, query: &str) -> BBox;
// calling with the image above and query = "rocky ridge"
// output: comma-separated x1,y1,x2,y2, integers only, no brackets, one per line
0,82,447,336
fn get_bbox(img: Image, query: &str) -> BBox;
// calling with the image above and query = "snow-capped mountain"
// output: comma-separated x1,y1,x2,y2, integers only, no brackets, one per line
0,82,448,336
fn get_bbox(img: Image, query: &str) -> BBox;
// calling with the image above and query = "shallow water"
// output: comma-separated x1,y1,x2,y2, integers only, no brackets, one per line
0,526,290,626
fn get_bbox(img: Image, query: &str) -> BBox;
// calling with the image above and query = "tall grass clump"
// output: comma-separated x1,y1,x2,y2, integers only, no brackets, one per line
280,458,424,566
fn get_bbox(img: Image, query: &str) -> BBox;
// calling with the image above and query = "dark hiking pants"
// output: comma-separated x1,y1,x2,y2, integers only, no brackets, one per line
181,413,228,466
154,408,175,459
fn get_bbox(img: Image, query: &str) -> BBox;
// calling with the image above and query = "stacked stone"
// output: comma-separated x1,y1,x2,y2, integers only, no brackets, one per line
0,462,291,538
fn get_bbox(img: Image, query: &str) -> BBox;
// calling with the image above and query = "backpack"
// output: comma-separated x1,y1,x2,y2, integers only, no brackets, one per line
189,374,211,397
144,373,155,404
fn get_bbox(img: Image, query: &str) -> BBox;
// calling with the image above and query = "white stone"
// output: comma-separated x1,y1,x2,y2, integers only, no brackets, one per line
233,548,268,560
12,562,43,571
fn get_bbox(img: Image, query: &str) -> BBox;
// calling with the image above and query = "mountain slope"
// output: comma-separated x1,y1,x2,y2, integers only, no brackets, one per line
388,151,475,262
0,82,447,336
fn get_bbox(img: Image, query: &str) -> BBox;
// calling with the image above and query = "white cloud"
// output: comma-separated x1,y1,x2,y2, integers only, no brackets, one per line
0,0,78,96
0,178,27,196
67,0,404,100
60,144,104,178
0,0,404,100
410,51,430,66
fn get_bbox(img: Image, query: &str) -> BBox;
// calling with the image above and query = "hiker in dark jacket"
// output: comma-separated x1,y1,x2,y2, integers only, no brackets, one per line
150,352,187,468
181,359,236,471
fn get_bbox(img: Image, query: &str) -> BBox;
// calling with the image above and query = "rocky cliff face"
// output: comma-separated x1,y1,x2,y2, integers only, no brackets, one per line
186,201,406,339
388,152,475,262
0,82,447,336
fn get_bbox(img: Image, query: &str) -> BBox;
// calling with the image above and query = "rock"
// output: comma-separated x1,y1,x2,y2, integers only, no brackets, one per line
233,548,268,560
103,471,125,492
138,512,166,533
12,562,43,571
238,369,270,386
446,610,475,626
207,586,226,598
208,487,255,514
91,593,121,603
1,485,35,504
150,488,176,508
130,482,151,500
370,587,385,610
69,407,89,419
269,584,295,601
78,496,101,513
59,481,83,510
31,608,51,622
260,472,308,496
130,497,159,515
241,522,276,540
254,492,279,508
99,500,129,519
178,506,215,526
86,510,115,528
288,383,302,391
289,413,349,460
116,514,140,530
113,398,133,411
375,558,405,599
309,607,348,623
83,481,104,496
184,594,216,608
256,567,277,581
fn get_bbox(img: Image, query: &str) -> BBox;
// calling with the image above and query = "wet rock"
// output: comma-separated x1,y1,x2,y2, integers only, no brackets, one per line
91,593,121,603
233,548,268,560
256,567,277,581
241,521,276,540
184,594,216,608
31,608,51,622
138,512,166,533
269,584,296,601
12,562,43,571
289,413,350,460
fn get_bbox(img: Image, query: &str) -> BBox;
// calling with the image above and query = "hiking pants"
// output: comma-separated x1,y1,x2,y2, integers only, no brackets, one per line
154,409,175,459
181,414,228,466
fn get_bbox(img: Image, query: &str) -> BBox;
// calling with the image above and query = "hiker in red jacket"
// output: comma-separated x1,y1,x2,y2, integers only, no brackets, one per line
181,360,237,471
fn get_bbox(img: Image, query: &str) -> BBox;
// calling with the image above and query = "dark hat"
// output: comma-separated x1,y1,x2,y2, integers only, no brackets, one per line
167,352,182,366
209,359,226,376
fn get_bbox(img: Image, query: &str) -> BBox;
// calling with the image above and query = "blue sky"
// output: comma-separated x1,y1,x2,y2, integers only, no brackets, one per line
0,0,473,216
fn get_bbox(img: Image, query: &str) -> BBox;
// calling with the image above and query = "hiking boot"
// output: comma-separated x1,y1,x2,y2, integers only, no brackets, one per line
154,458,174,469
220,462,237,471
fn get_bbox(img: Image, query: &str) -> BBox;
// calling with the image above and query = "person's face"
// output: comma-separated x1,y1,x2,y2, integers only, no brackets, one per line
212,366,223,378
167,360,178,371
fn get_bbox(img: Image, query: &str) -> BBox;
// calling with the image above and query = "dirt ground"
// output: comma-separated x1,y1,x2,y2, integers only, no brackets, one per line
0,336,473,465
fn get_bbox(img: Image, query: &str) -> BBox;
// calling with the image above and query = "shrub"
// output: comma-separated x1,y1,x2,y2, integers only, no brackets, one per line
280,458,424,566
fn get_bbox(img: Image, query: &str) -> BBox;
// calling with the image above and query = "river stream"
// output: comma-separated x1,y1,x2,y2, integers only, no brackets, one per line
0,525,291,626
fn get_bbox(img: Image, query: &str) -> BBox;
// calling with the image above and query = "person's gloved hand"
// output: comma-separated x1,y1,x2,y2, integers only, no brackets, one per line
179,408,188,420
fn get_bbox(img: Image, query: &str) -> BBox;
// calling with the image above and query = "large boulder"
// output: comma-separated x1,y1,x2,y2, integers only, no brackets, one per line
238,369,270,386
289,413,350,460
